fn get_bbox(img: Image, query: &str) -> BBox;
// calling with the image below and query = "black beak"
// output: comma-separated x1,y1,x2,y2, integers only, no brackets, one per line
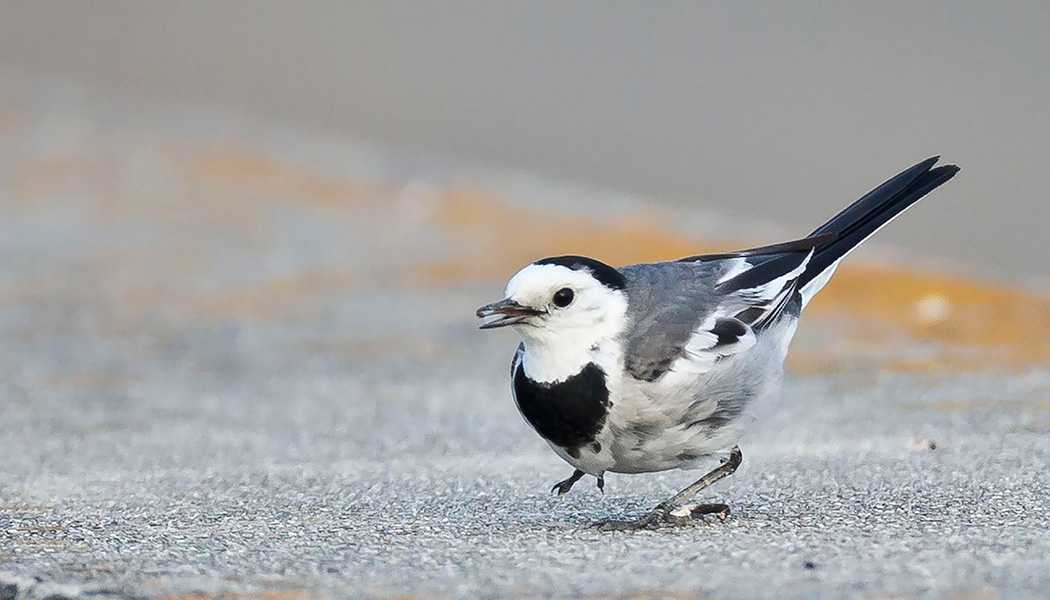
476,298,542,330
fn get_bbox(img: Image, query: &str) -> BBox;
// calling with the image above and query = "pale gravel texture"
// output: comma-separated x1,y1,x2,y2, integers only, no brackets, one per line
1,73,1050,600
5,359,1050,599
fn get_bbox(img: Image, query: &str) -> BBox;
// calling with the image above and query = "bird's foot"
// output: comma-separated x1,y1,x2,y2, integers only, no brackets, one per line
675,502,731,523
596,502,730,531
551,469,585,496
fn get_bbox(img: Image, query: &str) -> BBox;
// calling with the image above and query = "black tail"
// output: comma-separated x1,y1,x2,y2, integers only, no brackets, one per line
797,157,960,292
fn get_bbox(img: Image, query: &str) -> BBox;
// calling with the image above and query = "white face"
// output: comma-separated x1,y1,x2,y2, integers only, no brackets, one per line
498,263,628,348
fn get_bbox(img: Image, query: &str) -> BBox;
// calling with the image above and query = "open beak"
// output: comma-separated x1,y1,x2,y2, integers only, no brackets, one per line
476,298,542,330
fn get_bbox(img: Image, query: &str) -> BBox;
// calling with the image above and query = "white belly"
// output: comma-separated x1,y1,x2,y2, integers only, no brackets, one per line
599,321,794,474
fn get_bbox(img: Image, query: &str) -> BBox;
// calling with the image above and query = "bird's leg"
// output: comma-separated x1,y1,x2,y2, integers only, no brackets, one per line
551,469,585,495
596,474,605,494
597,446,742,531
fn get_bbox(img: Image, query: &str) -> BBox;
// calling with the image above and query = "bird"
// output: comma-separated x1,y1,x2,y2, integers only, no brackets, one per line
476,157,959,531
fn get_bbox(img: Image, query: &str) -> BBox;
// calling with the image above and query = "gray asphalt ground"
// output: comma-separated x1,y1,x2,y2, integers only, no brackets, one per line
2,73,1050,599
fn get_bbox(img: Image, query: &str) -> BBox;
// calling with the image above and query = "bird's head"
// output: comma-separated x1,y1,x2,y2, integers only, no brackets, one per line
476,256,629,351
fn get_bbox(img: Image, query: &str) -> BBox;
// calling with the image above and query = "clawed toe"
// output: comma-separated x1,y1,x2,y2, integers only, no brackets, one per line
685,502,730,522
595,505,668,531
596,514,658,532
551,480,573,495
596,502,731,531
551,469,585,496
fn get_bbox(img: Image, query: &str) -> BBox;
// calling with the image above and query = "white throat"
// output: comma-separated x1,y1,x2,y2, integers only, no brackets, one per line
520,336,611,384
516,296,628,384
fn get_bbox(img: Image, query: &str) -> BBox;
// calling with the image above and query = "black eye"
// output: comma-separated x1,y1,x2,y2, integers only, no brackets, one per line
552,288,575,308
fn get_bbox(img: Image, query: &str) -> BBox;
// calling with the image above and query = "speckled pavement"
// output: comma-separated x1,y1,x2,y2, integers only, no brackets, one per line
2,71,1050,600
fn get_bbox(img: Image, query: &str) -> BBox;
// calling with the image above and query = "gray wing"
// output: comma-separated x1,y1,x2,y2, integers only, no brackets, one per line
619,249,813,382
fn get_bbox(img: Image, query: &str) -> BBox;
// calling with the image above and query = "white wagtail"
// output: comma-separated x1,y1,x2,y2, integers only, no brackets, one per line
476,157,959,530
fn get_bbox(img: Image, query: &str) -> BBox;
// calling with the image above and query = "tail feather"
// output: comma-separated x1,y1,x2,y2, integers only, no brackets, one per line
797,157,960,301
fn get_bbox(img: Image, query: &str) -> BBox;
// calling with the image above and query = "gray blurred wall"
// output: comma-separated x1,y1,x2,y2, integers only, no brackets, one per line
1,1,1047,281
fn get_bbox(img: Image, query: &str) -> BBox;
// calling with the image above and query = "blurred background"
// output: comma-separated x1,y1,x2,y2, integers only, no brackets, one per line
5,4,1050,598
2,1,1048,282
1,0,1048,448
